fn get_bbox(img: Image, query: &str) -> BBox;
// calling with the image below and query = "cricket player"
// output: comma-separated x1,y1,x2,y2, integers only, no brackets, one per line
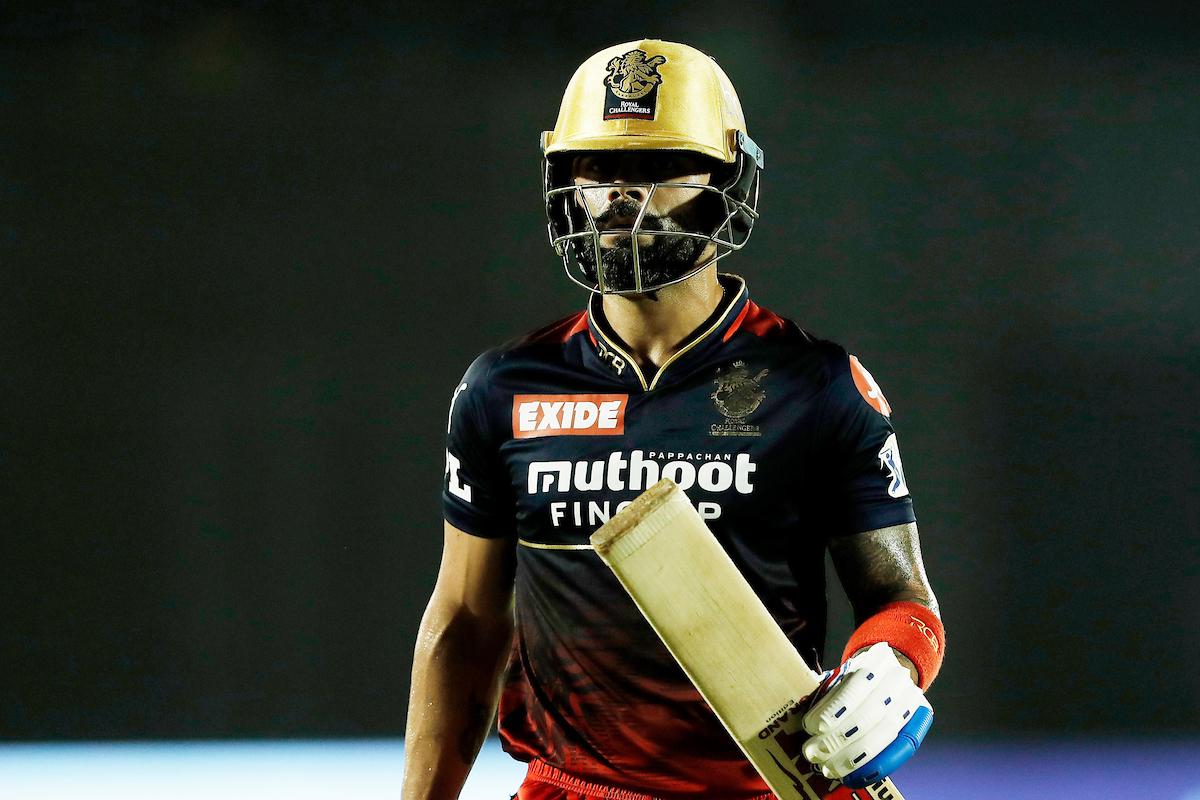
403,40,944,799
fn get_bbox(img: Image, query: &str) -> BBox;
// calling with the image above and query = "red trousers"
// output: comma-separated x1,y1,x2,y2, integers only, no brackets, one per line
514,760,775,800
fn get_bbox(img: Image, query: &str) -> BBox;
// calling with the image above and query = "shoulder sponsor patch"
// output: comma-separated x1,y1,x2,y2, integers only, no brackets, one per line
849,354,893,417
513,394,628,438
877,432,910,498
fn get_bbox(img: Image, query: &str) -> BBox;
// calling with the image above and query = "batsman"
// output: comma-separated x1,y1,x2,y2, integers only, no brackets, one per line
403,40,945,799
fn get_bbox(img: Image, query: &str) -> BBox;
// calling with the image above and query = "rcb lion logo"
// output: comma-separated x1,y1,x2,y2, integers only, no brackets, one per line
710,361,769,437
605,49,667,99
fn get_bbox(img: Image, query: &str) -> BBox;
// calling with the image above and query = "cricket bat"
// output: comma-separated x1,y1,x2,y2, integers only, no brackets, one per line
590,479,904,800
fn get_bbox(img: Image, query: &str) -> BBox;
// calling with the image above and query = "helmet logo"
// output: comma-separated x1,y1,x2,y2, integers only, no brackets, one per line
603,49,666,121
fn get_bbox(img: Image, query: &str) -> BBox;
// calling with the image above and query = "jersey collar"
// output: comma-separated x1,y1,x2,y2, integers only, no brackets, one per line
584,273,751,392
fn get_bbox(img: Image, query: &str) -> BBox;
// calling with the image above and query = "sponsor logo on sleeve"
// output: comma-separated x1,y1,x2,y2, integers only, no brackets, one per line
447,381,467,433
445,450,471,502
877,432,909,498
849,355,893,417
512,394,628,438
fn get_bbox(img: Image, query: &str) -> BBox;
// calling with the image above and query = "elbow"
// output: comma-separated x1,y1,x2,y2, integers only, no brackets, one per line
415,596,514,663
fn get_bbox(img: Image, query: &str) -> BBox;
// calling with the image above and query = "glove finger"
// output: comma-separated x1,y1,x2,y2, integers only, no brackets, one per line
801,676,898,763
820,684,932,781
802,647,909,735
818,713,904,781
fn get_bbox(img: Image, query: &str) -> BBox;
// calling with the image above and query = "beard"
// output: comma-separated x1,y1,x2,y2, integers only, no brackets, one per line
575,199,709,293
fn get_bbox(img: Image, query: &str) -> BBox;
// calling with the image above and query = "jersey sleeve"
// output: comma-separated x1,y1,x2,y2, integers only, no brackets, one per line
442,352,515,538
816,351,916,536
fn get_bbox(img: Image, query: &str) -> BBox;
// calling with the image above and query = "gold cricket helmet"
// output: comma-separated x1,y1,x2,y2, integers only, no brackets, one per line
542,39,765,295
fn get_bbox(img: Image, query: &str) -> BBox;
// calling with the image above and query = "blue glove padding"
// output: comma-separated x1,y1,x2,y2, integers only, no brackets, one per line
843,704,933,787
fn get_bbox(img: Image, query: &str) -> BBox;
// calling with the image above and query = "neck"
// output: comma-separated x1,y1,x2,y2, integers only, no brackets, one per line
599,264,725,369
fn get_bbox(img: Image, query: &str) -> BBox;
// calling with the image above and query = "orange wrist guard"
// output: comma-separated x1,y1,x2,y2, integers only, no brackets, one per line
841,601,945,690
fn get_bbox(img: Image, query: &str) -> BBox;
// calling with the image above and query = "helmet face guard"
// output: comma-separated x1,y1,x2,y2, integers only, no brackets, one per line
543,131,764,295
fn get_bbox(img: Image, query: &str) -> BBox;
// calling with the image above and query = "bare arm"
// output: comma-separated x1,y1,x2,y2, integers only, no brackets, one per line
402,521,516,800
828,521,939,682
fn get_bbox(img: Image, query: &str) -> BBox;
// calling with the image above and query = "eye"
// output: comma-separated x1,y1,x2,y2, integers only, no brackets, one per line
578,155,616,178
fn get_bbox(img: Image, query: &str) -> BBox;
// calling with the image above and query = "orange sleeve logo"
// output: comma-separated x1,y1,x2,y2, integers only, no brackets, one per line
849,355,892,417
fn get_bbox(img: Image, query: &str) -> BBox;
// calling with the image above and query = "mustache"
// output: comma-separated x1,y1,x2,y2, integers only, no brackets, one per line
593,199,666,230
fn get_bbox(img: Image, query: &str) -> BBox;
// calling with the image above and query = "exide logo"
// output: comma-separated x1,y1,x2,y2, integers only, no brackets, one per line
512,394,628,438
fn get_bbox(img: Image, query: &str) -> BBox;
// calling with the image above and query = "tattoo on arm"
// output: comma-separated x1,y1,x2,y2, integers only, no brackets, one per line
828,522,940,622
457,696,491,765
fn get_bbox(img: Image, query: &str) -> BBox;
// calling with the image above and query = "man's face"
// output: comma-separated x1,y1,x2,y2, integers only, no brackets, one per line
570,151,720,292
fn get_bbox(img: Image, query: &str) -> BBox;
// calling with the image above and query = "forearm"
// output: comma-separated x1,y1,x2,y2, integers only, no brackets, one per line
402,600,514,800
829,524,943,687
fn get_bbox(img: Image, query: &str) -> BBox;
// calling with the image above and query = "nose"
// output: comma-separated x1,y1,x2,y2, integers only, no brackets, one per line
607,183,646,204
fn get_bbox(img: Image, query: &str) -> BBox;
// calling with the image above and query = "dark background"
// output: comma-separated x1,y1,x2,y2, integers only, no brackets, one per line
3,2,1197,740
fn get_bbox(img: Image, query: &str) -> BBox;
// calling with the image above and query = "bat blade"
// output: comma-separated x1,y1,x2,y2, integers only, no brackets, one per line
590,479,904,800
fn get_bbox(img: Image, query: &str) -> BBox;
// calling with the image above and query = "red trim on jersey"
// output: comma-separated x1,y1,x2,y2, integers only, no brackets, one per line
743,301,788,337
723,300,787,341
521,311,590,345
562,311,589,342
721,302,752,342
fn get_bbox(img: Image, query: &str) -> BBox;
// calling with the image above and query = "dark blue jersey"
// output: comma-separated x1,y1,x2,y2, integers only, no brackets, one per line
441,274,915,798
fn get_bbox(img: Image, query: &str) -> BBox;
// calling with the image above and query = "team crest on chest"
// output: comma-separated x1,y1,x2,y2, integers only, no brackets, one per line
603,49,666,121
709,360,768,437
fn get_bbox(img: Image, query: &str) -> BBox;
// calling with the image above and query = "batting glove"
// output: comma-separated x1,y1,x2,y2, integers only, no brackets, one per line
802,641,933,788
